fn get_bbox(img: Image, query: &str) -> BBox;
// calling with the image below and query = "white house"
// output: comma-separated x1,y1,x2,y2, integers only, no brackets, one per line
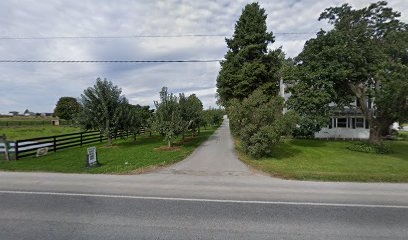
279,80,370,140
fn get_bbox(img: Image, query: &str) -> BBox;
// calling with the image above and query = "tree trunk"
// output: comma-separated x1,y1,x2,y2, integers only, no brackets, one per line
369,121,382,145
349,83,382,144
168,139,171,148
108,135,112,146
105,118,111,146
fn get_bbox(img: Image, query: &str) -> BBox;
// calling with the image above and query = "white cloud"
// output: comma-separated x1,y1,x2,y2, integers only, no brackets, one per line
0,0,406,113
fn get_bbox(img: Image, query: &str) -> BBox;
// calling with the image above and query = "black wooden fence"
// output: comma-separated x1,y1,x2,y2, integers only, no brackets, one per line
14,130,135,160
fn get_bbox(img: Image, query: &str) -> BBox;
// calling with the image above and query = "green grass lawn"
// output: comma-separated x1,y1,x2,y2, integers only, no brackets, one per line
238,138,408,182
0,126,80,140
0,127,218,174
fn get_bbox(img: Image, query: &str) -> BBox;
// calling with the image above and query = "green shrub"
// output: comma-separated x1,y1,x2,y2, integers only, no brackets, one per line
228,90,298,158
347,142,391,154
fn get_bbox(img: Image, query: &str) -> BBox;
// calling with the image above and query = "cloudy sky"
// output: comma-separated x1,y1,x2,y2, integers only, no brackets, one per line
0,0,407,114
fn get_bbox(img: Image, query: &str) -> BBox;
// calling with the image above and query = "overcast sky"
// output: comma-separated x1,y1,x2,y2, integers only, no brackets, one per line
0,0,407,114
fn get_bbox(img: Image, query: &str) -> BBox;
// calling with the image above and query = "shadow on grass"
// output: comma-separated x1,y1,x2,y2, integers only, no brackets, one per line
291,139,328,147
387,141,408,162
254,142,302,161
175,132,215,148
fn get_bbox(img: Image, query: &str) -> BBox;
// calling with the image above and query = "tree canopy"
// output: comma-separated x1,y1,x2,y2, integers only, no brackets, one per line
216,2,282,106
78,78,129,145
54,97,81,120
151,87,205,147
288,1,408,143
151,87,183,147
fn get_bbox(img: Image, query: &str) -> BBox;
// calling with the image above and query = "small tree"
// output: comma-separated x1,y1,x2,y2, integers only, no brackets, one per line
54,97,81,120
179,93,204,139
188,94,204,135
79,78,128,146
151,87,183,147
118,103,142,140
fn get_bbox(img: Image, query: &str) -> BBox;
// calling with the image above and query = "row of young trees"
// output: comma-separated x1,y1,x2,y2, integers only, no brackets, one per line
54,78,223,146
151,87,224,147
217,1,408,157
78,78,153,145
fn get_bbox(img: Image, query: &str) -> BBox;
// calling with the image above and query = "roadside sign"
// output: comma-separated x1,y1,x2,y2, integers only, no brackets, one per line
86,147,100,168
0,135,10,161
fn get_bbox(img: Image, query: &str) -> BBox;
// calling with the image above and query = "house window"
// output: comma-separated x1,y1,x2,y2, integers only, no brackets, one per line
352,118,356,129
356,118,364,128
337,118,347,128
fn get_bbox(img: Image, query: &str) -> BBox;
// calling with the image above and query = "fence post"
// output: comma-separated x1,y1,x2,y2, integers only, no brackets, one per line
15,141,19,160
100,133,102,142
53,136,57,152
80,132,83,146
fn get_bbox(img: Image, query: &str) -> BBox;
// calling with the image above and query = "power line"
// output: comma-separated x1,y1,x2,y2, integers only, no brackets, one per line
0,60,223,63
0,32,316,40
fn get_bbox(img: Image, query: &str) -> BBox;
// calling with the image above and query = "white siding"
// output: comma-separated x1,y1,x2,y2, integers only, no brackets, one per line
315,127,369,139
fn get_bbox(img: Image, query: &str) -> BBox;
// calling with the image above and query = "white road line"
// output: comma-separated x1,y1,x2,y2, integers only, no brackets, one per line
0,190,407,209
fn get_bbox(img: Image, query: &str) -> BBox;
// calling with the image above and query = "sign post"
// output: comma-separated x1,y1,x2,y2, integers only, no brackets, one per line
86,147,100,168
0,135,10,161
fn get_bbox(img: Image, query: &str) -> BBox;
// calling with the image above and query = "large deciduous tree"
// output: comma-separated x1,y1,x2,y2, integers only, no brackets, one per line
54,97,81,120
216,2,282,106
79,78,128,146
289,1,408,144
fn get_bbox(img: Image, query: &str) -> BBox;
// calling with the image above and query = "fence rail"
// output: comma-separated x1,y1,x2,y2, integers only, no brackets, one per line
13,130,135,160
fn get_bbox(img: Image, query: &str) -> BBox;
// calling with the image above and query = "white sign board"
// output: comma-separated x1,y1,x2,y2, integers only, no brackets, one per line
87,147,98,167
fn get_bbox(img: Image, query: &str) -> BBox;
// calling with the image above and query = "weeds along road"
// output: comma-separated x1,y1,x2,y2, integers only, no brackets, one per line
0,118,408,239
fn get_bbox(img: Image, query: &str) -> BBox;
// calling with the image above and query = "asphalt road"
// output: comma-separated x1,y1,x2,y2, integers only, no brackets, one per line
1,117,408,239
1,192,407,240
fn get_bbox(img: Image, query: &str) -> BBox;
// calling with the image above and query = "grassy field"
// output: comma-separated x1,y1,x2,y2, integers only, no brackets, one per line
0,126,218,174
0,116,74,127
238,138,408,182
0,126,80,140
0,116,55,121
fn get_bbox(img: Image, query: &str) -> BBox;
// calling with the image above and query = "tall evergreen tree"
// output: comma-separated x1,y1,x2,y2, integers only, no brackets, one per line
216,2,282,106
